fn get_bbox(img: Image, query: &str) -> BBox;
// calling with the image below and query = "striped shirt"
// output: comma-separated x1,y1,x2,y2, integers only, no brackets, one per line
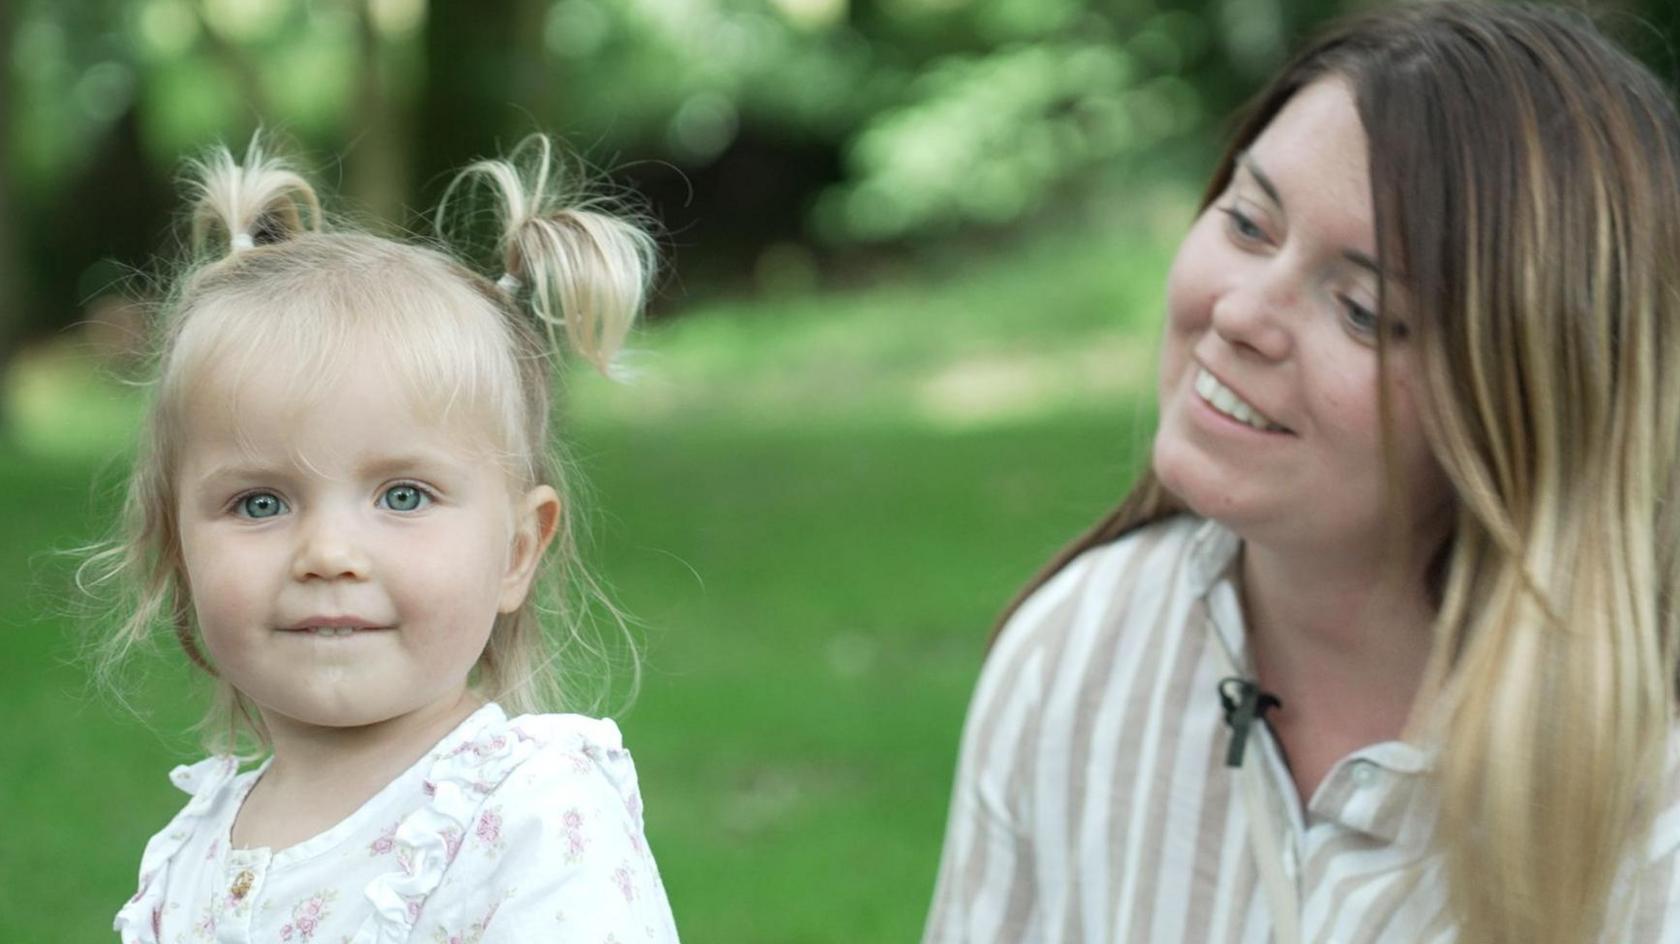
922,516,1680,943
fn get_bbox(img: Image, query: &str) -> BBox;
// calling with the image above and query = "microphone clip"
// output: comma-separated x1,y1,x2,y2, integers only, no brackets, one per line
1218,677,1282,768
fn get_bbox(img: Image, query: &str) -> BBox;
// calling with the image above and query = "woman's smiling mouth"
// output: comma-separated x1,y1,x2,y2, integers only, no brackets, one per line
1194,367,1291,433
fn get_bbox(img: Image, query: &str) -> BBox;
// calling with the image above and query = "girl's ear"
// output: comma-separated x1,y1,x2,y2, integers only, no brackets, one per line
498,484,562,613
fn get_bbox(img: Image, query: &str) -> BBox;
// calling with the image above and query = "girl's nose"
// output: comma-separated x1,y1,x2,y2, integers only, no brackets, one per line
1209,267,1294,361
290,515,371,582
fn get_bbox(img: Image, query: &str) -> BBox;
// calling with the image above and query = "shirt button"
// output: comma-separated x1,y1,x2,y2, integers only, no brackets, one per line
1350,760,1377,787
230,868,254,901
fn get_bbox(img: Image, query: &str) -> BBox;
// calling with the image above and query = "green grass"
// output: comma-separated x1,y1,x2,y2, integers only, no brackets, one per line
0,189,1187,941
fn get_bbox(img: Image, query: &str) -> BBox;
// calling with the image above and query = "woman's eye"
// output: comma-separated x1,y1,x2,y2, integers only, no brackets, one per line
1338,296,1407,341
1219,206,1266,243
236,492,287,519
379,484,431,512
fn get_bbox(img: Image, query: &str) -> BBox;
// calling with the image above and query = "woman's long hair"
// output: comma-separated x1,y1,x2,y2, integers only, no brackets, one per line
1001,4,1680,940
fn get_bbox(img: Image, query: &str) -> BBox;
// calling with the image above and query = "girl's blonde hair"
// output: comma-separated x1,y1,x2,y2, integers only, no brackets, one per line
999,3,1680,941
81,135,656,754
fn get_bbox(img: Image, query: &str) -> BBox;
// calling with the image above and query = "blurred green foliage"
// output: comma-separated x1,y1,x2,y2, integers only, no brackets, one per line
6,0,1672,365
0,0,1341,355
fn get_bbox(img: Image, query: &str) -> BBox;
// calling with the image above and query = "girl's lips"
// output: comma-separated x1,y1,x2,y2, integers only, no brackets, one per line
289,626,385,638
282,615,381,631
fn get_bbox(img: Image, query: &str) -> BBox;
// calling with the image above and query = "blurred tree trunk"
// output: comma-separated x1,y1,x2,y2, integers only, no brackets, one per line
412,0,522,220
410,0,556,235
194,3,270,122
347,0,411,229
0,0,23,440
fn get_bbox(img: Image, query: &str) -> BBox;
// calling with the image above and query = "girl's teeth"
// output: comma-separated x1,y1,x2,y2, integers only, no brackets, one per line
309,626,355,637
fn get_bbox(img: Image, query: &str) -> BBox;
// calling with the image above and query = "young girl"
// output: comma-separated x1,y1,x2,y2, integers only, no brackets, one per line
925,3,1680,943
93,136,680,942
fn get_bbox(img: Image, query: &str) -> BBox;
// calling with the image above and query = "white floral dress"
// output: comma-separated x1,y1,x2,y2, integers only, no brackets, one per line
114,704,679,943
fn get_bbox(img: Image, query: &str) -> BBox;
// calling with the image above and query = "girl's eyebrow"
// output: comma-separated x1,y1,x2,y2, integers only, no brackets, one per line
193,452,469,488
193,464,276,489
356,452,469,479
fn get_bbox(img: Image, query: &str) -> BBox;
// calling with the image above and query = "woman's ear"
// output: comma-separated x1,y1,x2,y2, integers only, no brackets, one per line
498,484,562,613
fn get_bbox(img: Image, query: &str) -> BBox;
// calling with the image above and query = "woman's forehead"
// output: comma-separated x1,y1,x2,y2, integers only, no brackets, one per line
1244,79,1375,250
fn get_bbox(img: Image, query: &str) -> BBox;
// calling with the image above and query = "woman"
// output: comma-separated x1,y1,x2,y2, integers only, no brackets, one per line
922,3,1680,942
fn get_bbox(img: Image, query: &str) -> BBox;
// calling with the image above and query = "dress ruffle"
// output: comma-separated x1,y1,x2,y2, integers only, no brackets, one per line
113,755,241,943
352,705,631,943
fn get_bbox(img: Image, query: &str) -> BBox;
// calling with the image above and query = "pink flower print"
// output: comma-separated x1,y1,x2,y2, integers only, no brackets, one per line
369,820,400,857
561,807,588,862
625,823,646,855
406,896,424,923
568,752,591,773
442,826,464,863
150,906,162,937
280,890,335,941
627,791,643,819
446,734,507,760
612,865,635,902
476,808,503,845
423,779,436,797
205,838,222,861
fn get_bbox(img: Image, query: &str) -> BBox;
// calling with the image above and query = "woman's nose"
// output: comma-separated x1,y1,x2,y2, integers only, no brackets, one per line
1209,265,1295,361
290,513,371,581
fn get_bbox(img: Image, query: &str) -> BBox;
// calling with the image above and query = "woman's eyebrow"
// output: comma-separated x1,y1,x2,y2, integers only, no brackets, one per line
1240,150,1395,280
1344,249,1383,277
1237,151,1283,208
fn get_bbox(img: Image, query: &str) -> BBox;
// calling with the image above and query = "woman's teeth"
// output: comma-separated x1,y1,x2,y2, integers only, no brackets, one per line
304,626,357,637
1194,368,1286,432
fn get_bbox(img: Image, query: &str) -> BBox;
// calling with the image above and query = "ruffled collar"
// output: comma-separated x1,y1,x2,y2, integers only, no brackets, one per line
117,703,627,944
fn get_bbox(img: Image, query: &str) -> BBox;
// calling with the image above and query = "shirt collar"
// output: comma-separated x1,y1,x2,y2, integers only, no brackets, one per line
1186,517,1242,599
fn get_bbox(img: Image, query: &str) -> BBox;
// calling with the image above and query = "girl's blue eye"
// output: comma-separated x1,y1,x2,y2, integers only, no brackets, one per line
237,492,287,519
380,484,429,512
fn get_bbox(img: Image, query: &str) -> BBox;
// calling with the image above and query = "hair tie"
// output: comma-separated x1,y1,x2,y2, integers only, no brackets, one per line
496,272,522,294
231,232,255,251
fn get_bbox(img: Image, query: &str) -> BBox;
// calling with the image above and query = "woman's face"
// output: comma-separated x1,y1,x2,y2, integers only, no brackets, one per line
1152,78,1448,558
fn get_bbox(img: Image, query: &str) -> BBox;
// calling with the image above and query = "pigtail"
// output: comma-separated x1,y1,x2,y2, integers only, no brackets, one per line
185,134,321,256
439,135,655,377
